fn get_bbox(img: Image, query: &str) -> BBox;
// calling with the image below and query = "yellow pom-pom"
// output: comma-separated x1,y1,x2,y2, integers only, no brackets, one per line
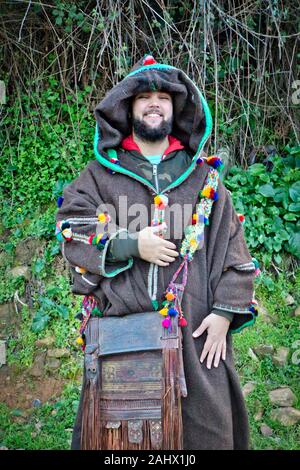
98,213,106,223
166,292,175,301
76,337,84,346
154,195,162,206
201,187,211,198
190,239,197,247
159,307,168,316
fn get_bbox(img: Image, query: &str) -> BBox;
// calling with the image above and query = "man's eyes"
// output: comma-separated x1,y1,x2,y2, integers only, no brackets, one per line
138,95,170,100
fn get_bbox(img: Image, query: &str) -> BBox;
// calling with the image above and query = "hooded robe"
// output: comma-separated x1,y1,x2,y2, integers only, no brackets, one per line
56,57,257,450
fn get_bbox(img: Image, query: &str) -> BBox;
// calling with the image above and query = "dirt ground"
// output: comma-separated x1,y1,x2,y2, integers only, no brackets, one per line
0,364,65,411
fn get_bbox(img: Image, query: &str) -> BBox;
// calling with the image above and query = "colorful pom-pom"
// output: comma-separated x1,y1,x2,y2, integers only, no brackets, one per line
76,336,84,346
168,307,178,317
179,317,188,327
201,186,218,201
91,307,103,317
143,55,157,66
190,239,197,248
249,305,258,316
159,307,169,316
196,157,204,166
75,266,87,274
154,194,168,209
192,213,198,225
57,196,64,208
166,292,175,301
88,233,96,245
61,228,72,240
55,221,72,241
238,214,245,224
206,156,224,171
162,317,171,329
98,213,107,223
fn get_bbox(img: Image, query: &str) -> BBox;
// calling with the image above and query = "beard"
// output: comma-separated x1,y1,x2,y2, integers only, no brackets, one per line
132,116,173,142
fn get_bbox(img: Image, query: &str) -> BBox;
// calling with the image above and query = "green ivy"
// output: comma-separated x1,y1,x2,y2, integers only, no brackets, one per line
225,147,300,267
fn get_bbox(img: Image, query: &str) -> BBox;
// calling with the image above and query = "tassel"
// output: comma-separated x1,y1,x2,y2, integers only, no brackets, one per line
81,369,101,450
162,348,183,449
80,318,101,450
178,317,188,327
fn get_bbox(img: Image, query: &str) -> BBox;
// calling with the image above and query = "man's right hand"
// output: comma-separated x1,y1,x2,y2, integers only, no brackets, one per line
137,225,179,266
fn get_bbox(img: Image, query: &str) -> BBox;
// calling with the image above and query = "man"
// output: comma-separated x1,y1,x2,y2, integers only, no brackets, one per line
56,55,258,449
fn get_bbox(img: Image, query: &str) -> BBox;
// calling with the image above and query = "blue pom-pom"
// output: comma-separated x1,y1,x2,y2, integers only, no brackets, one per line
57,196,64,208
168,307,178,317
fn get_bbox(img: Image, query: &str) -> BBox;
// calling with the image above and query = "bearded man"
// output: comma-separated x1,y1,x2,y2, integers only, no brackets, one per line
56,55,258,450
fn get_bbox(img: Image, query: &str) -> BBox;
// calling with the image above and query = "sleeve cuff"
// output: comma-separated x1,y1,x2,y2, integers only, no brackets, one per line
108,231,140,261
99,229,134,278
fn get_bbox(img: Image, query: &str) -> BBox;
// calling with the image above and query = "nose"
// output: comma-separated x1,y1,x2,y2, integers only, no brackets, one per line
148,95,160,107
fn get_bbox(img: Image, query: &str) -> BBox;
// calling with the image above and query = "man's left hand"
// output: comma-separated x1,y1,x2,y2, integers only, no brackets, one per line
192,313,230,369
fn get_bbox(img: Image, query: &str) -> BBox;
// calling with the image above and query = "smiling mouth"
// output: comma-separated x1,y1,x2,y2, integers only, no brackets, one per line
144,113,163,119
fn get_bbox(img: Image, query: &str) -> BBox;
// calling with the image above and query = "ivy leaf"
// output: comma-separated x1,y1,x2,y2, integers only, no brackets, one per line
32,258,45,274
289,181,300,202
248,164,265,176
287,231,300,259
32,311,50,333
289,202,300,213
56,304,69,319
284,213,298,221
258,184,275,198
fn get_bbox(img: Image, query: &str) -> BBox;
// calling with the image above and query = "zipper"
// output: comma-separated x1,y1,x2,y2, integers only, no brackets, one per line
95,130,211,197
152,164,159,192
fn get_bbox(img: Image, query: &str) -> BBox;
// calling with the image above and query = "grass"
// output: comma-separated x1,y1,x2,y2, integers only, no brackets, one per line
0,215,299,449
233,269,300,450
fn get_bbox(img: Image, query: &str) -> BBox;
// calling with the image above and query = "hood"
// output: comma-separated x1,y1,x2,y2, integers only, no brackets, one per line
94,56,213,160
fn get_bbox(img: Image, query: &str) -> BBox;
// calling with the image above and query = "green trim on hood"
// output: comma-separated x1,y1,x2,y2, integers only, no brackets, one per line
94,64,213,195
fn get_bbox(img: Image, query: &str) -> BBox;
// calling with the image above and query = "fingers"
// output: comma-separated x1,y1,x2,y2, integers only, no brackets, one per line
198,338,227,369
213,342,223,368
154,259,170,267
203,341,218,369
162,248,179,258
222,340,226,361
161,239,177,250
199,337,213,364
192,319,207,338
159,253,177,263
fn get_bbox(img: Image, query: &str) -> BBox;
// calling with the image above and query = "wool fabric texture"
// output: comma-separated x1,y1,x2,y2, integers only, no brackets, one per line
56,55,257,450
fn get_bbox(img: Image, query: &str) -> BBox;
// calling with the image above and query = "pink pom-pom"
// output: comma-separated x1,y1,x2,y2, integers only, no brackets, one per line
162,317,171,329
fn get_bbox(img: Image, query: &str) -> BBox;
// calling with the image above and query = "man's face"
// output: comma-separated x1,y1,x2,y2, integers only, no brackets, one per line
131,90,173,142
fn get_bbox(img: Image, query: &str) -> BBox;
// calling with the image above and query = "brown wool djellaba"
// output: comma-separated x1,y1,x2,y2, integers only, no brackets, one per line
56,56,257,450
